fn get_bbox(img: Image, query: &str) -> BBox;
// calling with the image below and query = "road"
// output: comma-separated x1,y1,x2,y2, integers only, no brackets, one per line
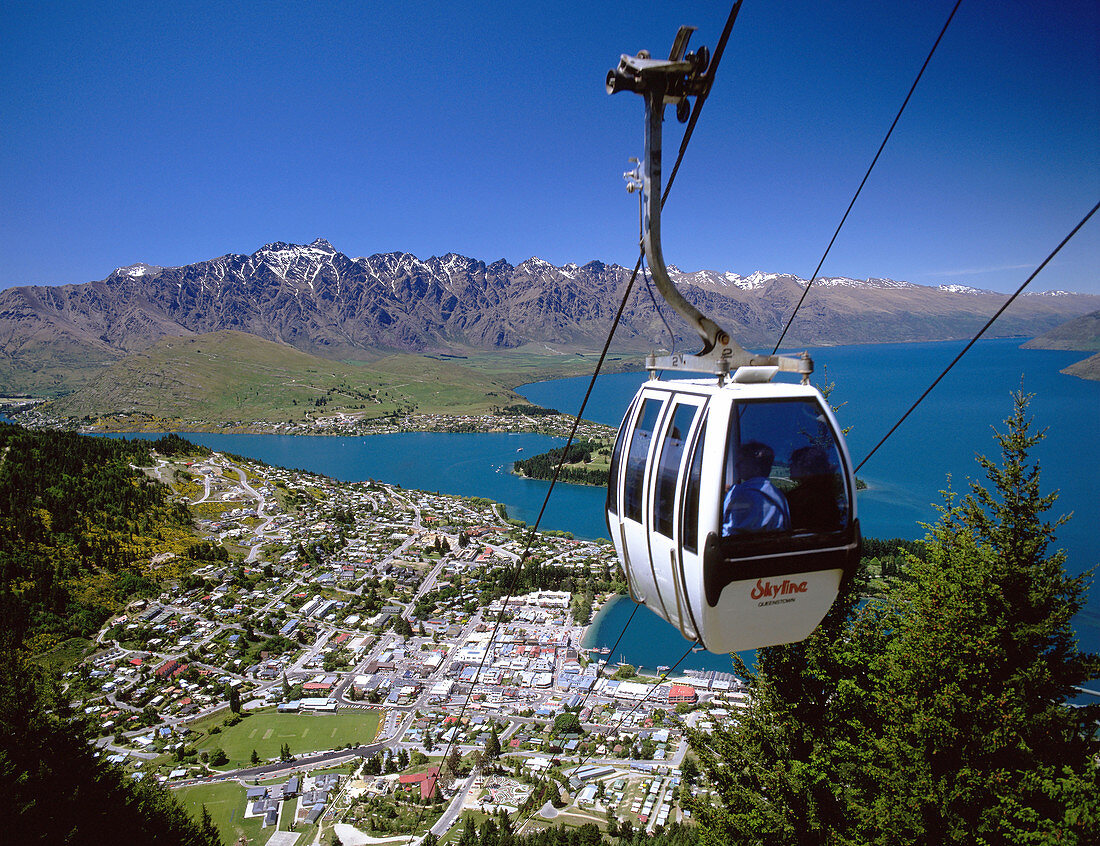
169,741,390,788
430,768,480,837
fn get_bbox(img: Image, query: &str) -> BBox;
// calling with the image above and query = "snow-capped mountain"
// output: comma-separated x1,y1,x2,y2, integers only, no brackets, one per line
1,238,1096,395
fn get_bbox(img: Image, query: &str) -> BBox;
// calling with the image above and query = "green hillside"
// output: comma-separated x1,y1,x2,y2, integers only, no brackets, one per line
1022,309,1100,352
1063,352,1100,381
0,426,205,656
45,330,536,425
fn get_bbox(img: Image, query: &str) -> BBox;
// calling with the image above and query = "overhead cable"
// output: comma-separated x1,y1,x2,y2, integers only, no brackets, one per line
855,199,1100,473
427,4,745,827
772,0,964,353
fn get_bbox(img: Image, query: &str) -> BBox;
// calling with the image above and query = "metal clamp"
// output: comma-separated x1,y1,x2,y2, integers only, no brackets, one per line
609,27,812,383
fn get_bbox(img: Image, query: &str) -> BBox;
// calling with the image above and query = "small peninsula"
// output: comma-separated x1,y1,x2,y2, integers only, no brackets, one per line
513,437,614,486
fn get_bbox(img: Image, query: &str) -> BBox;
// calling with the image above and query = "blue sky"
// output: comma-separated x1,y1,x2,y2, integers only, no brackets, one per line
2,0,1097,293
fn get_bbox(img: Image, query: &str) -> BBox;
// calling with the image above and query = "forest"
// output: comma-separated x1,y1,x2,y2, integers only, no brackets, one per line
0,426,211,651
0,425,220,843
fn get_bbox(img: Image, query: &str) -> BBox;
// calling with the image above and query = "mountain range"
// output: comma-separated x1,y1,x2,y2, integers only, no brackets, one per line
2,238,1097,395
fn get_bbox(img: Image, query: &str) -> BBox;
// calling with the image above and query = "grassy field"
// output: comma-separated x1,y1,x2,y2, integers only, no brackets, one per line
46,331,540,423
173,780,268,846
34,637,93,673
34,328,654,426
195,708,382,768
446,349,641,389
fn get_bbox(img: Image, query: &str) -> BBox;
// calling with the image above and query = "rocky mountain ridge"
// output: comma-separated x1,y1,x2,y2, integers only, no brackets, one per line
2,238,1097,395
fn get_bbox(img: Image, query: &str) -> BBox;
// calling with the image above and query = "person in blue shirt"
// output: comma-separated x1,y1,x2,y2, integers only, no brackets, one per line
722,440,790,534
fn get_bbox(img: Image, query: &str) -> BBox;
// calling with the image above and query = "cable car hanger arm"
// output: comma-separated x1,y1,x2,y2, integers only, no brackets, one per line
608,26,812,384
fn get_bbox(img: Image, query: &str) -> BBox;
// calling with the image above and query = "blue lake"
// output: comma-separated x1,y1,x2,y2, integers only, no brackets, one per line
581,594,748,676
522,337,1100,669
115,338,1100,671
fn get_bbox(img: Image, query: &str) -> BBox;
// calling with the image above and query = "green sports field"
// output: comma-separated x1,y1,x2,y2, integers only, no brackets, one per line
196,708,382,768
174,781,268,845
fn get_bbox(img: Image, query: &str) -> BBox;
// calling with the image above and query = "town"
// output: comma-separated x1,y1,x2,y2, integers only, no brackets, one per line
70,447,748,845
12,402,616,442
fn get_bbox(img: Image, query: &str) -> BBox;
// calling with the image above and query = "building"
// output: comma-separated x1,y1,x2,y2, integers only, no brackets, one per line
398,766,440,800
667,683,698,704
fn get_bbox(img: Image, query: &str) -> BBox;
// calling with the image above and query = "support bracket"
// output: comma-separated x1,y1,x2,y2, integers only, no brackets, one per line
608,26,812,383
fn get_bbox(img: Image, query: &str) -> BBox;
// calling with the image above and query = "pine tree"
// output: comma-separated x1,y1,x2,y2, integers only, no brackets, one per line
688,392,1099,845
854,392,1100,842
479,816,499,846
458,814,478,846
485,726,501,760
605,806,618,837
199,805,223,846
445,746,463,781
497,809,514,846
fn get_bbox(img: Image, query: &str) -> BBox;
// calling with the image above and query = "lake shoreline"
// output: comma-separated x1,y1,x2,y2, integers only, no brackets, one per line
582,593,747,676
10,337,1092,658
510,466,606,488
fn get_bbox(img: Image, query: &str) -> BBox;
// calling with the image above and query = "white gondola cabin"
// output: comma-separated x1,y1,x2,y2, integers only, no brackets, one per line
604,26,862,652
605,374,860,653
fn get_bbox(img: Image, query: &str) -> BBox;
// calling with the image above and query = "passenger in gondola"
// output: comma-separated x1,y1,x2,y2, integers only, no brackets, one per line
787,445,843,533
722,441,790,535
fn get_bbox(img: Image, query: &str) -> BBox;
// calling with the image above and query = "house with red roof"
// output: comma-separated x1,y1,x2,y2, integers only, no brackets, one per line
668,683,697,704
398,766,440,800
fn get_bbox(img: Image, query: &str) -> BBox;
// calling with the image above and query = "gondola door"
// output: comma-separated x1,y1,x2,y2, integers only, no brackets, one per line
609,389,664,608
647,394,707,642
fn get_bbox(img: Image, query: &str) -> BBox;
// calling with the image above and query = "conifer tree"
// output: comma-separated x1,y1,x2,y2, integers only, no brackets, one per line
688,392,1099,845
458,813,477,846
199,805,223,846
445,746,463,781
854,392,1100,842
479,816,499,846
485,725,502,759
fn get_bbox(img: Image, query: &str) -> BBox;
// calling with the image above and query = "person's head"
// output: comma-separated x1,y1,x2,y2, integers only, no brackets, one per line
790,445,832,480
736,441,774,480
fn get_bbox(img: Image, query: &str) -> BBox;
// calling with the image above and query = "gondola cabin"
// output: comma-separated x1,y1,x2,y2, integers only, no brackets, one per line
606,370,861,653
